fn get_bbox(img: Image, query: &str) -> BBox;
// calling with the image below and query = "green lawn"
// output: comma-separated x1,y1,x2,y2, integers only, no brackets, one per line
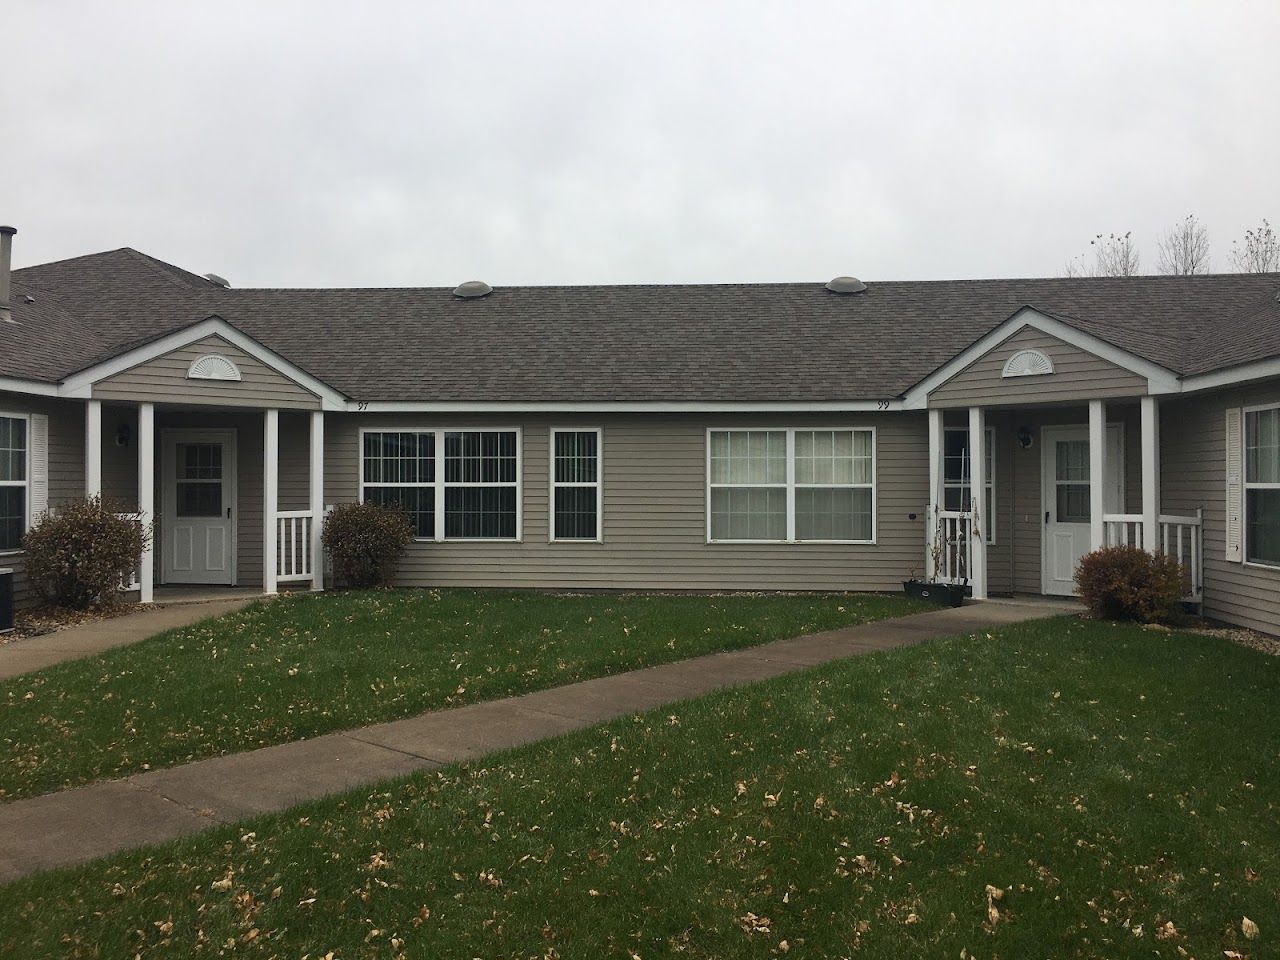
3,619,1277,959
0,588,921,802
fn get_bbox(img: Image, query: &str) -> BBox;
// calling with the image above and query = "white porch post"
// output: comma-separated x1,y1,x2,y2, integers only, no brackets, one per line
1089,399,1106,551
263,409,279,595
309,410,324,592
926,408,943,580
1141,395,1160,554
968,406,987,600
137,403,154,603
85,400,102,498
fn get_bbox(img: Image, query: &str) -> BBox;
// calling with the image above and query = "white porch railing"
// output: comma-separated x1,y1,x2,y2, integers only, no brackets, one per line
1102,508,1204,601
935,508,972,586
276,510,316,584
115,513,143,592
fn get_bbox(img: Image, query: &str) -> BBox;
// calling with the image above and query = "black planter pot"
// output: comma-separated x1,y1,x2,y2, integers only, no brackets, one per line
903,579,967,607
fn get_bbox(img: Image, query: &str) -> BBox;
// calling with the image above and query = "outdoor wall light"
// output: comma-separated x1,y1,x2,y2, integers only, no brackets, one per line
1016,426,1034,450
115,424,132,448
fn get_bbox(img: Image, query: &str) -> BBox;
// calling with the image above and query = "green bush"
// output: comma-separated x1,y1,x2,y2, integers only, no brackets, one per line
22,496,150,610
321,501,415,589
1074,545,1186,624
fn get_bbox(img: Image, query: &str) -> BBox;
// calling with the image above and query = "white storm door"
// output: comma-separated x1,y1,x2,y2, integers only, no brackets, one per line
162,430,237,585
1041,424,1124,596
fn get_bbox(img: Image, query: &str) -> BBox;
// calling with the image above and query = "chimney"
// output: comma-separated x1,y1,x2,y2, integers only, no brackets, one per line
0,225,14,323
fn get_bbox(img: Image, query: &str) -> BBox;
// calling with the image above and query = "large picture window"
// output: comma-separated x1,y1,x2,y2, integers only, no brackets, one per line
1245,405,1280,566
551,429,602,541
943,427,996,543
0,415,28,552
708,428,875,543
361,429,520,541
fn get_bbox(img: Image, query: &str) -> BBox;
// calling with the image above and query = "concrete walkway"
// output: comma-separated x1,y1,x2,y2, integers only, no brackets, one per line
0,599,1075,884
0,596,256,680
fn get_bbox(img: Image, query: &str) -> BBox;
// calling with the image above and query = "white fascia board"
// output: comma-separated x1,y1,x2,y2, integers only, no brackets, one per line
57,316,348,409
901,306,1182,408
0,376,60,397
347,399,904,413
1179,356,1280,394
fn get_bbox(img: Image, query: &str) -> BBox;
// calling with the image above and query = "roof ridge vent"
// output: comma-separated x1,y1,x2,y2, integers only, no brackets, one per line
825,276,867,294
454,280,493,299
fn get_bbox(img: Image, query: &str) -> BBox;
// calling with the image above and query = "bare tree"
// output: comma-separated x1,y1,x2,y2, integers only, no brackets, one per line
1156,214,1211,274
1230,219,1280,273
1064,231,1140,278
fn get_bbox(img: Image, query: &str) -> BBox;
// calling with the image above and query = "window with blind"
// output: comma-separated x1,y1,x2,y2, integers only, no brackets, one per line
361,429,520,540
1245,405,1280,566
551,429,602,541
0,415,27,551
943,427,996,543
708,428,875,543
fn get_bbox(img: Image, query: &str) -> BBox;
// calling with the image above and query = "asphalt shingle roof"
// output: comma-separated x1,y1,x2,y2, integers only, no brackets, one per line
6,247,1280,402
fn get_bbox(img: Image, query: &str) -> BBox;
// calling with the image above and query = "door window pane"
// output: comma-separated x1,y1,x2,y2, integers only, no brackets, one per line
1056,484,1090,524
178,443,222,480
175,443,223,517
1056,440,1089,482
177,482,222,517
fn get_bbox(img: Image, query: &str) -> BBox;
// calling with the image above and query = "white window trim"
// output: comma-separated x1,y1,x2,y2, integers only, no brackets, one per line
358,427,523,543
1242,402,1280,570
943,426,996,545
704,426,877,545
549,427,603,543
0,411,31,555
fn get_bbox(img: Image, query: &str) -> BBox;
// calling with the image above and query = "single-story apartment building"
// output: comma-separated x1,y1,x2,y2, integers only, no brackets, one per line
1,226,1278,633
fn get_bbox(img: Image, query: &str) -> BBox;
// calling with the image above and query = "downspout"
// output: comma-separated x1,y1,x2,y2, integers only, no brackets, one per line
0,225,14,323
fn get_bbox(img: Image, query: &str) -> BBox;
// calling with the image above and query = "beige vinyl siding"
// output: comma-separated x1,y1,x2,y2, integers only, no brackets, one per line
929,326,1149,408
325,413,929,592
0,391,86,609
1161,383,1280,634
92,335,322,410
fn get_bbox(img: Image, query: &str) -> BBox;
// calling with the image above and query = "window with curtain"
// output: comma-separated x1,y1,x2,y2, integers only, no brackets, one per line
943,427,996,543
551,429,601,541
1245,406,1280,566
0,415,27,551
361,429,520,540
708,428,875,542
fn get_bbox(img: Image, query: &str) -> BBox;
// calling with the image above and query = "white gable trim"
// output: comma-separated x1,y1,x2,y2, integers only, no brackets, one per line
1180,356,1280,394
900,306,1181,409
58,316,348,409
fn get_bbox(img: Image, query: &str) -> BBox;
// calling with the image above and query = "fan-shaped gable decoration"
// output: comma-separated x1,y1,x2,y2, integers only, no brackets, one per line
1001,348,1054,378
187,354,243,382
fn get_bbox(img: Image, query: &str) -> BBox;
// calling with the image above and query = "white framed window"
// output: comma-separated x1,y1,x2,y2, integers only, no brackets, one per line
0,413,28,552
1244,404,1280,567
707,428,875,543
550,428,602,542
943,427,996,544
359,428,521,541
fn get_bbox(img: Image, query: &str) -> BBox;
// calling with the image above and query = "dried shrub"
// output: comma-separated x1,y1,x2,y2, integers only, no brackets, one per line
22,496,149,611
321,501,415,589
1074,545,1186,624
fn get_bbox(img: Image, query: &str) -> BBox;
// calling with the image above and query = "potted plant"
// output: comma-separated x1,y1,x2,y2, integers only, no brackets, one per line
902,512,968,607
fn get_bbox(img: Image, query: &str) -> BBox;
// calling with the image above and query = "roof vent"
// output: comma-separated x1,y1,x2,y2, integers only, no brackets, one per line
453,280,493,299
204,273,231,288
825,276,867,294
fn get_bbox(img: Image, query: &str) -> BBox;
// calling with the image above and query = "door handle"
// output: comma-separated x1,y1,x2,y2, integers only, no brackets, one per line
226,507,232,519
1044,510,1050,525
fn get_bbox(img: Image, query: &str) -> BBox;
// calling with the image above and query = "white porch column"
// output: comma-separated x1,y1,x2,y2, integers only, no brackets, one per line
263,409,279,595
926,408,943,580
137,403,155,603
968,406,988,600
309,411,324,592
1089,399,1106,551
85,400,102,498
1141,395,1160,554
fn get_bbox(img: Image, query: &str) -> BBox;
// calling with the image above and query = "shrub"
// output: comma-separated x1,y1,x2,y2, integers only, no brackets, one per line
1074,545,1186,624
22,496,150,610
321,501,415,589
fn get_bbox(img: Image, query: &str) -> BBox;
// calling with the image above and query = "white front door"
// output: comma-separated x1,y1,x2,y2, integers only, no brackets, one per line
1041,424,1124,596
162,430,237,585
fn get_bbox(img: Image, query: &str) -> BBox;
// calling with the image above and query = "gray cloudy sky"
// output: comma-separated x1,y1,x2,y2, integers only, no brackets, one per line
4,1,1279,286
